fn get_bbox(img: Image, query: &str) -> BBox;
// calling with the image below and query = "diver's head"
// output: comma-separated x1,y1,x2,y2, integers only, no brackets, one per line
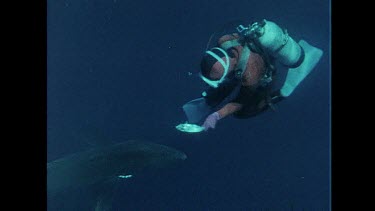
200,47,238,88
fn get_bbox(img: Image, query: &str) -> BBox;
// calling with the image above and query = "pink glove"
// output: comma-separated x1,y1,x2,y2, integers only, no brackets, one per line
202,112,221,131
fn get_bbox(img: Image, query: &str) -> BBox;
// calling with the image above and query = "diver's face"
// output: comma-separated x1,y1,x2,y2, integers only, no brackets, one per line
208,57,238,80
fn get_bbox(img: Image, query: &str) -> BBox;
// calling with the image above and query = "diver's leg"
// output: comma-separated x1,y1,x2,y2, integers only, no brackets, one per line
280,40,323,97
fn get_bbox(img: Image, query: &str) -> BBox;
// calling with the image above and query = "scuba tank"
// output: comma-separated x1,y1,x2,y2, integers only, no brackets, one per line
236,19,323,97
237,19,303,67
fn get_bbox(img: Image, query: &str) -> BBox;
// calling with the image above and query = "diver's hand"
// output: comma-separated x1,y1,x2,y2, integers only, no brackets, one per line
202,112,221,131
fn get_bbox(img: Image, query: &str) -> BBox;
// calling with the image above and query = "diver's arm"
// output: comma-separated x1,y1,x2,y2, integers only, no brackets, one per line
217,102,243,119
201,102,243,131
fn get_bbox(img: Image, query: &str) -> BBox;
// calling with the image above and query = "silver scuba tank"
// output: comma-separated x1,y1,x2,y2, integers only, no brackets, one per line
237,19,323,97
237,19,302,67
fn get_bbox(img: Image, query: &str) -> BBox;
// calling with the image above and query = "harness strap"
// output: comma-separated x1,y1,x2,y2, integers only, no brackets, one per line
220,39,241,50
235,45,251,79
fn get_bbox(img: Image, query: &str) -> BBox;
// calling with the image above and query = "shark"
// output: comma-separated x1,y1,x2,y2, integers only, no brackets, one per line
47,140,187,210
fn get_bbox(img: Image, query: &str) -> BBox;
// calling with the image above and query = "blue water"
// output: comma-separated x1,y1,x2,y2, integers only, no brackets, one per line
47,0,330,210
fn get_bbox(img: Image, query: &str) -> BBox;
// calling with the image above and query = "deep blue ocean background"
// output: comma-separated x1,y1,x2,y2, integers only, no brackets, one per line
47,0,330,210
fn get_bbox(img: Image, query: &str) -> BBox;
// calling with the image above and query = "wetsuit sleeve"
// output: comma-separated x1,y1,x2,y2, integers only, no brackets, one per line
231,86,258,105
231,87,285,119
203,81,238,108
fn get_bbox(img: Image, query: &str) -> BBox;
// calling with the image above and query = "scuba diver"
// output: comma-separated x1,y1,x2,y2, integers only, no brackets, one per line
177,19,323,133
